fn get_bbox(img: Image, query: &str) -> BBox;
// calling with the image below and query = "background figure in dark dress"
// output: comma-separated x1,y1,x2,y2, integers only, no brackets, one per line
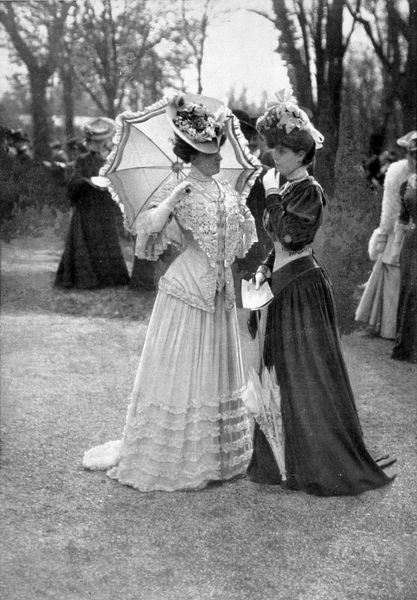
55,117,129,289
391,168,417,363
247,98,394,496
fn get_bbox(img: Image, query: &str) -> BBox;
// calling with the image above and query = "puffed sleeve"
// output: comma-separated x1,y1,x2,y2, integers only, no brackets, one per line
265,181,324,251
134,182,183,260
379,161,407,234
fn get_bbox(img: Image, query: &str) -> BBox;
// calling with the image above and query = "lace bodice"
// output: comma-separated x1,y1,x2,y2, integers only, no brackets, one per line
134,176,257,311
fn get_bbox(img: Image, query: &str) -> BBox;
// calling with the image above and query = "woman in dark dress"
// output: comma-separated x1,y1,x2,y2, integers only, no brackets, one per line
247,97,394,496
55,117,130,289
391,167,417,363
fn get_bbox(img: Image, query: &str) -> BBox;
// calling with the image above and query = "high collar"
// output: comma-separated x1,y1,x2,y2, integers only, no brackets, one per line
286,166,309,182
188,165,214,182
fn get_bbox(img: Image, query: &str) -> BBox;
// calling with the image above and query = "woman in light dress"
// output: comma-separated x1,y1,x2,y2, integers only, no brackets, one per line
355,131,417,339
83,94,257,492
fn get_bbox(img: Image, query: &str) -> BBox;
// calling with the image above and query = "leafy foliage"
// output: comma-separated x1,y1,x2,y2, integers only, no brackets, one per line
315,104,382,333
0,153,68,241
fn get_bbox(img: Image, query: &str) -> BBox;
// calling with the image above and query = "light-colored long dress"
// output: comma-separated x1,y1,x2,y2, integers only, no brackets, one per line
356,159,410,339
83,175,257,491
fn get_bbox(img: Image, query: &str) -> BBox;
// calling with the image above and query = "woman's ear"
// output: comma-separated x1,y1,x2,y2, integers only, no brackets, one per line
297,149,306,164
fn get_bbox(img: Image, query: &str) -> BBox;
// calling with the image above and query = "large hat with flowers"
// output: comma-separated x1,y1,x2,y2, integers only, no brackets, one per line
84,117,115,142
166,93,231,154
256,89,324,150
397,130,417,151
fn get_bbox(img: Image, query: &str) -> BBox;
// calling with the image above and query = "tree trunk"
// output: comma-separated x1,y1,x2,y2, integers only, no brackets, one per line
401,0,417,131
60,63,75,140
315,0,345,193
29,69,51,161
271,0,313,110
315,93,339,194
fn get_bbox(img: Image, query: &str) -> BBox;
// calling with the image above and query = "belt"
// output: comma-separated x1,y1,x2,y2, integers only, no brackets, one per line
271,255,320,297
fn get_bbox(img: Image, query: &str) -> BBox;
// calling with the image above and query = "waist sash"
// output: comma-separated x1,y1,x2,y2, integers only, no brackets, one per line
271,255,320,297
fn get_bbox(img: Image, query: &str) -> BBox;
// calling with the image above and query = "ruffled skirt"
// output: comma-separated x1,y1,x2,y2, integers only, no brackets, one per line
83,290,252,491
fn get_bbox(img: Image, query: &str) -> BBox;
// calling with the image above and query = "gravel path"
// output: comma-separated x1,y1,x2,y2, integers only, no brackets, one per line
1,233,416,600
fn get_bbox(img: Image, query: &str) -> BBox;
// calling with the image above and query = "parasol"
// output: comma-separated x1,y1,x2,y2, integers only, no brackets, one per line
243,366,286,482
242,312,286,481
96,94,261,232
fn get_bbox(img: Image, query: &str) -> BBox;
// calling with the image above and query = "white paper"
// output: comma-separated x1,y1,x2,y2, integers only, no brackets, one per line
241,278,274,310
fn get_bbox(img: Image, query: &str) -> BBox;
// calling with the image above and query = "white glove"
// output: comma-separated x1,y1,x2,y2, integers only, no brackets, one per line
262,168,279,195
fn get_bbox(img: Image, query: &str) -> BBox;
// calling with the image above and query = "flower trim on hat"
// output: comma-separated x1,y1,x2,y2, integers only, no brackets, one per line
172,96,228,143
257,89,324,150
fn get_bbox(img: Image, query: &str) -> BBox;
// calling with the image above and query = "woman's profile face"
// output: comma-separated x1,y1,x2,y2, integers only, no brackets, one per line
271,144,305,177
191,151,222,176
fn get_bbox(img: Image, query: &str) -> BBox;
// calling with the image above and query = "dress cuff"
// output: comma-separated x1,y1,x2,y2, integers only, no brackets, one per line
256,264,272,279
265,188,280,198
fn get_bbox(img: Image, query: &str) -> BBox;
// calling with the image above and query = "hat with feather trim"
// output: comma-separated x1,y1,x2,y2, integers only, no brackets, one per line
257,89,324,150
166,93,231,154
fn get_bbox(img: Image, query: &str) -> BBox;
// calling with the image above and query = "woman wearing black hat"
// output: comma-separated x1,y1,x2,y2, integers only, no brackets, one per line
247,94,395,496
55,117,129,289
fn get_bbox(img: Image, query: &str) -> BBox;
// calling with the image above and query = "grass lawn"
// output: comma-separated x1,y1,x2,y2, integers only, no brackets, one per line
1,232,416,600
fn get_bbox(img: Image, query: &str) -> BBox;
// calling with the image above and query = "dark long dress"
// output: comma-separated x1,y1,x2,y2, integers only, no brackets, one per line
392,179,417,363
247,176,394,496
55,151,130,289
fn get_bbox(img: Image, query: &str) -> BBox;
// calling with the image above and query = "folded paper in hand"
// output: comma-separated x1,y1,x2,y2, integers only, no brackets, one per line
241,278,274,310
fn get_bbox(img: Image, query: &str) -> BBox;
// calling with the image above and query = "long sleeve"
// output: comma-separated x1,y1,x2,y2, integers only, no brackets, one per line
264,180,323,251
67,152,105,206
377,159,410,264
379,160,408,234
134,185,183,261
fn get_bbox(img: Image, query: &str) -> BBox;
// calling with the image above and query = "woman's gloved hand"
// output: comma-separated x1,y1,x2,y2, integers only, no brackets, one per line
262,168,279,195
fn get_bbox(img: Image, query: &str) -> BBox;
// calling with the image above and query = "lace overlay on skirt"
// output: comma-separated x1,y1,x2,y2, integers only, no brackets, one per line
83,290,252,491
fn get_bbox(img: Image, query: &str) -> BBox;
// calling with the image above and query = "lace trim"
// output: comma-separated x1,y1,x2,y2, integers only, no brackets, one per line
116,443,252,472
158,272,217,312
107,451,251,492
221,181,258,264
123,409,251,437
134,181,184,260
175,182,257,269
127,396,250,420
122,431,251,456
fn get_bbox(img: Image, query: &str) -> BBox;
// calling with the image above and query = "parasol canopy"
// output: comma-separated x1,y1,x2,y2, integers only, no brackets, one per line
243,365,286,482
98,94,261,232
242,310,286,481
